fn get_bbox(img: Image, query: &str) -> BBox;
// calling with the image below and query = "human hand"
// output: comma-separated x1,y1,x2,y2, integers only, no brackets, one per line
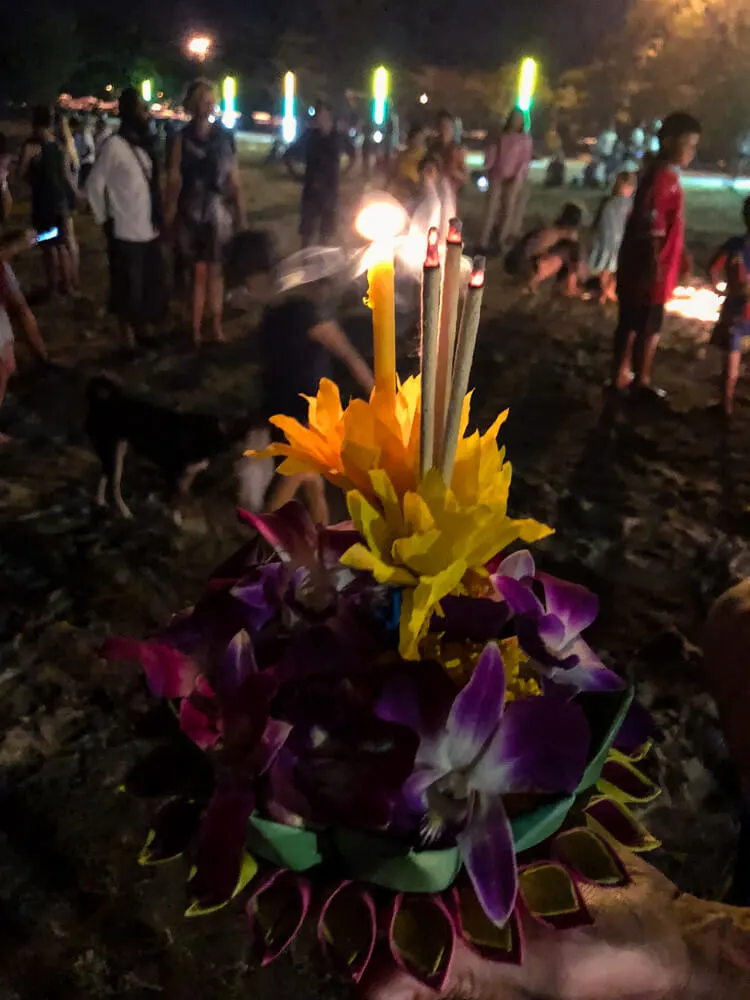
360,855,750,1000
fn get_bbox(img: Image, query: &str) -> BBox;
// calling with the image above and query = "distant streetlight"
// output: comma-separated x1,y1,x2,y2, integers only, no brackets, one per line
187,35,212,61
419,93,429,105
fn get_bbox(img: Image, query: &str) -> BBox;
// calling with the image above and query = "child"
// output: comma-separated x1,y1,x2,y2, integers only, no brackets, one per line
589,171,636,304
0,230,49,443
611,111,702,397
505,203,583,296
228,232,374,522
707,197,750,416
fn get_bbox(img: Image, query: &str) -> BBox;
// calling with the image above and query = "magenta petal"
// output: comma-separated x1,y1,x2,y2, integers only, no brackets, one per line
492,575,543,617
317,881,377,982
239,501,318,568
495,550,535,581
190,784,255,911
475,697,589,795
101,636,200,699
458,798,518,925
246,870,312,966
179,684,222,749
318,524,362,566
447,643,506,770
537,573,599,645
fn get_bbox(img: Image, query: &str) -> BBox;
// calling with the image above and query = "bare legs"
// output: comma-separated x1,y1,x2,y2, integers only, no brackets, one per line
42,245,74,299
0,345,16,444
191,262,225,347
721,351,741,416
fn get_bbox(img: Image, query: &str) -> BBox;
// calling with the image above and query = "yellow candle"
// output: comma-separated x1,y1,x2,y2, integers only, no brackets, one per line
368,253,397,396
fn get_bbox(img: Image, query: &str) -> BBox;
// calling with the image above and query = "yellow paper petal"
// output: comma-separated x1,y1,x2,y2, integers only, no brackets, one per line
399,560,468,660
185,852,258,918
340,543,416,586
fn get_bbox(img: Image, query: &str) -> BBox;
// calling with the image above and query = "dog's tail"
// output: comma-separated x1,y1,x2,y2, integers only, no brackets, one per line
86,373,125,406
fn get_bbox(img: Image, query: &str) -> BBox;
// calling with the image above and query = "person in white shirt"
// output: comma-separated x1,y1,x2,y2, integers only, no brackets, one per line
71,116,96,189
86,88,165,349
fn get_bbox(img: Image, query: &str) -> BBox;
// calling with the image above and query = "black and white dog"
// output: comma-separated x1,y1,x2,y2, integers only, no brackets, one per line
85,375,260,519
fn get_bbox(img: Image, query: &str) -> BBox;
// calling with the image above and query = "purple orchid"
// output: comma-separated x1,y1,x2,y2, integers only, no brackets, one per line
405,643,589,925
491,557,623,693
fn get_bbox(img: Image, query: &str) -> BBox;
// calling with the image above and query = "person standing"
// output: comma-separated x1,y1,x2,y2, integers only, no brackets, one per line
284,102,355,248
86,88,165,350
611,112,702,398
479,108,533,254
71,116,96,189
427,110,468,238
165,79,245,347
17,106,75,298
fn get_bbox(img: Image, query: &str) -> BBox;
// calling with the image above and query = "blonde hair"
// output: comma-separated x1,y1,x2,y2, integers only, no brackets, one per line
184,78,215,118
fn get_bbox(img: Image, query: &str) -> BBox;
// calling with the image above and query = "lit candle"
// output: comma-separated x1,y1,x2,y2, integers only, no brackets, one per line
420,227,441,476
355,196,409,398
434,219,463,464
442,257,486,483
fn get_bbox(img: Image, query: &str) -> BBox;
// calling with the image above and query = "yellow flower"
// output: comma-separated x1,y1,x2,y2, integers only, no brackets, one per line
422,634,541,699
248,375,552,660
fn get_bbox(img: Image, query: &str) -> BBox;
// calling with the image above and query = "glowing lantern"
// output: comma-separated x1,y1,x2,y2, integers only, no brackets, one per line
372,66,389,128
517,57,537,129
222,75,237,129
282,71,297,145
141,79,152,104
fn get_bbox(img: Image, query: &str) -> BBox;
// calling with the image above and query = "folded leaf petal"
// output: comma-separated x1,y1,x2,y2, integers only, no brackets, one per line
317,881,377,982
584,796,661,853
518,862,593,931
551,827,629,887
138,798,204,865
597,753,661,805
453,881,523,964
187,784,256,913
389,894,456,991
246,870,312,965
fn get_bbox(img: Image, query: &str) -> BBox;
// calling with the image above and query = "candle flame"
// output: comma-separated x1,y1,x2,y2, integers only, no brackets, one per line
355,195,408,245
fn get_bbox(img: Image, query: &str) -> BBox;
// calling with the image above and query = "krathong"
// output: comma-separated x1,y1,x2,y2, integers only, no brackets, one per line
105,215,660,988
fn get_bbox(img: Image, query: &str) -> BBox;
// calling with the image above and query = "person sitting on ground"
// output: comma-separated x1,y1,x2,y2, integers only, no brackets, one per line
227,232,374,521
707,196,750,416
0,230,48,444
544,153,566,188
505,202,583,296
588,170,636,304
17,106,75,299
390,125,426,208
611,111,701,398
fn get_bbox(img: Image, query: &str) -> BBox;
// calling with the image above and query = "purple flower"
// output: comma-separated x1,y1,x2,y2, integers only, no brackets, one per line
492,562,623,693
405,643,589,925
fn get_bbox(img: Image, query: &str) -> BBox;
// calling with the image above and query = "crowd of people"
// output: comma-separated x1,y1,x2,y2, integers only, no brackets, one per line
0,83,744,453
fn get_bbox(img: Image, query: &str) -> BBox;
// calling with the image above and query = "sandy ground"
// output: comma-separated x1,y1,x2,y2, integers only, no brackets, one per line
1,145,749,997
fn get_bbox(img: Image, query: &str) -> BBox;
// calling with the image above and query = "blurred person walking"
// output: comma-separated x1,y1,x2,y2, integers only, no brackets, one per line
71,116,96,189
17,106,75,298
165,79,245,347
479,108,533,254
284,102,355,248
426,110,468,238
87,88,166,351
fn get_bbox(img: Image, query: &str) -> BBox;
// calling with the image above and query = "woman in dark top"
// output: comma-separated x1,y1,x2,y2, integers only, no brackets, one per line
166,79,246,347
18,106,75,297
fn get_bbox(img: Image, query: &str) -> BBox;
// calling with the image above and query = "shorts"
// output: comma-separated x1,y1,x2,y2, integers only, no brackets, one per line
615,300,665,338
109,238,166,329
711,317,750,354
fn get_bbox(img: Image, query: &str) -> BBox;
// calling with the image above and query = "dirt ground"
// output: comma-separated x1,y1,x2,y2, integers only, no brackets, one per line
1,143,749,997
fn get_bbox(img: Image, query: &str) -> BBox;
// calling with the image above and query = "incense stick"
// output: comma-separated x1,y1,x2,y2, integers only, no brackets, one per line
420,227,441,476
441,256,486,484
434,218,463,467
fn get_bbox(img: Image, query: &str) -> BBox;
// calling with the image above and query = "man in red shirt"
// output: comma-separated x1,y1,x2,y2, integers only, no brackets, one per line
612,112,702,398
